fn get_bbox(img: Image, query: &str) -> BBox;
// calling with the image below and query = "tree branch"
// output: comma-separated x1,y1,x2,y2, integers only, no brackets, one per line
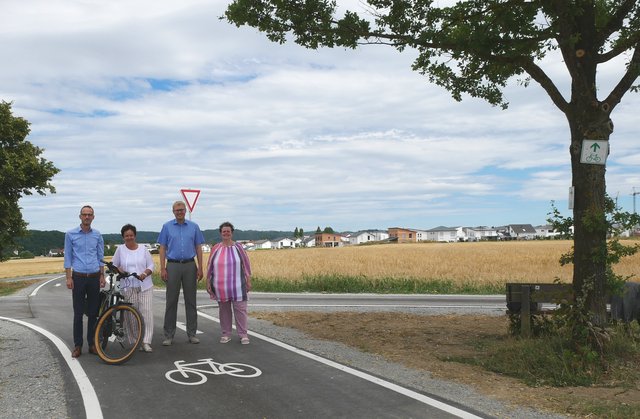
598,31,640,63
603,42,640,111
520,58,570,114
596,0,638,45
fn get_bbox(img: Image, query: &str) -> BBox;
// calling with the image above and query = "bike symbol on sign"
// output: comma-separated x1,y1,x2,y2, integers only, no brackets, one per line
585,153,602,163
165,358,262,385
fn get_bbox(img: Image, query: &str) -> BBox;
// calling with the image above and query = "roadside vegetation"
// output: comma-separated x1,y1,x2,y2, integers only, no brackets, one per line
0,279,41,297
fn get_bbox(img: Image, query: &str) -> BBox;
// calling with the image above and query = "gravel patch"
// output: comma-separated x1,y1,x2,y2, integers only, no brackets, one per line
0,320,68,419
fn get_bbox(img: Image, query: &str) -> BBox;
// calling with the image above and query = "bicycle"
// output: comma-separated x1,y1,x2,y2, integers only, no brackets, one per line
165,358,262,385
93,260,145,365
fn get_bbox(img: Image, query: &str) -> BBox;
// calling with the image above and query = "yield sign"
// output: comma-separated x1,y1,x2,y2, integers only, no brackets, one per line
180,189,201,213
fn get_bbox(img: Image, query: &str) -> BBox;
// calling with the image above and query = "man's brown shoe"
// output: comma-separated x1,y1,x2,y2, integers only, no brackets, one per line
88,346,98,355
72,346,82,358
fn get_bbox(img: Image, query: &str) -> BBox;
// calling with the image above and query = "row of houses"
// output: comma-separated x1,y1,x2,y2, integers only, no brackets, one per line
249,224,561,250
387,224,555,244
44,224,574,255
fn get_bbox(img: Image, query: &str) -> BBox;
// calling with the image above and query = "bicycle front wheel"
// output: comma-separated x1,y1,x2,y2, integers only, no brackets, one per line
94,304,144,365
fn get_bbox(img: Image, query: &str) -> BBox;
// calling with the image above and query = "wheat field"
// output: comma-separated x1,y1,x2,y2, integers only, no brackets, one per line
2,240,638,284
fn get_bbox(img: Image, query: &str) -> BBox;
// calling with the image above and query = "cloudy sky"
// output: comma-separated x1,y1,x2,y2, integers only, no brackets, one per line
3,0,639,234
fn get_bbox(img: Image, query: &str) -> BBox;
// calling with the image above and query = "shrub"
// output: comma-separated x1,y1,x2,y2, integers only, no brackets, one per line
18,251,35,259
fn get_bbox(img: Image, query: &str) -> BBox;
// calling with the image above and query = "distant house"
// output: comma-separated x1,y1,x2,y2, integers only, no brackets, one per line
349,230,389,245
414,229,430,242
535,225,558,238
425,226,465,242
507,224,537,239
48,248,64,257
470,226,499,241
315,232,344,247
237,240,255,249
137,243,159,254
254,239,273,250
302,236,316,247
274,237,296,249
388,227,417,243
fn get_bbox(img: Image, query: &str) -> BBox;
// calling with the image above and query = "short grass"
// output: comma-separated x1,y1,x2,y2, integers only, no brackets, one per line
448,324,640,417
0,279,41,297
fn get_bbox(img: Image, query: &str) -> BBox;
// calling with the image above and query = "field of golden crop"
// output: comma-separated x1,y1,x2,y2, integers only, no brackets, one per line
5,240,637,285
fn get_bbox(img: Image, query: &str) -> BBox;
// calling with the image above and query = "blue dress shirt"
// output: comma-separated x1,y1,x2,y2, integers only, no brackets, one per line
157,219,205,260
64,226,104,273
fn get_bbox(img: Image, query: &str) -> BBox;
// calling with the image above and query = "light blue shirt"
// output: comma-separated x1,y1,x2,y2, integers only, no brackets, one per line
157,219,205,260
63,226,104,273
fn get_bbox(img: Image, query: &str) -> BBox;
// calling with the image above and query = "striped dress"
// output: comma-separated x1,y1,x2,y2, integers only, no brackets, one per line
206,242,251,302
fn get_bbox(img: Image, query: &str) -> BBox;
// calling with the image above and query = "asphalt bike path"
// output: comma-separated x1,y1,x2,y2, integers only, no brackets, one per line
1,276,487,419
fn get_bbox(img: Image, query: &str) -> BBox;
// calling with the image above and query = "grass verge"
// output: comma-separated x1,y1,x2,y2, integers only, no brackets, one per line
446,324,640,416
0,280,41,297
151,274,505,294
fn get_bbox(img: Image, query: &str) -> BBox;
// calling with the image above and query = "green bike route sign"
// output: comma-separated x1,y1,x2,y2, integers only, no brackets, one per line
580,139,608,165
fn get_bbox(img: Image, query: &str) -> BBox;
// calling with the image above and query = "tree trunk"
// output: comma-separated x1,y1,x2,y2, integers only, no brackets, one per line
567,108,611,327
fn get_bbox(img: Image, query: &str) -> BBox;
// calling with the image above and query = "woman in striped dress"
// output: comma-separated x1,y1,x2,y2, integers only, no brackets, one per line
206,221,252,344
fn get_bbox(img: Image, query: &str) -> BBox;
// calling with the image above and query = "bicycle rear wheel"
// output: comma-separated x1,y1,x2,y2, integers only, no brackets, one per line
94,304,144,365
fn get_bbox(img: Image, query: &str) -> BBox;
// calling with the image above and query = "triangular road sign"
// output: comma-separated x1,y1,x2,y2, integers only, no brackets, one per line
180,189,201,213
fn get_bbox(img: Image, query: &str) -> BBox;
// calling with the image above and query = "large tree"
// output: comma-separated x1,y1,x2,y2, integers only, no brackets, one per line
224,0,640,326
0,101,59,261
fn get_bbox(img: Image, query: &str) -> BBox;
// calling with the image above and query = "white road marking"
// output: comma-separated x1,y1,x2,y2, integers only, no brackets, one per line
196,310,482,419
30,275,65,297
0,316,103,419
176,321,204,335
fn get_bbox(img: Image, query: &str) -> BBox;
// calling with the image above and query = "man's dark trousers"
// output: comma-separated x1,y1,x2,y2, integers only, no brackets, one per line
72,274,100,348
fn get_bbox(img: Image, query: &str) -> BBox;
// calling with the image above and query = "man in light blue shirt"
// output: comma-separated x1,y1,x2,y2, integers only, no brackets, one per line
158,200,205,345
64,205,105,358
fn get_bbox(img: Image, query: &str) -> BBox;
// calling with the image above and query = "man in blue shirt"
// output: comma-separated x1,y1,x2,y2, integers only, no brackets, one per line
64,205,105,358
158,200,205,345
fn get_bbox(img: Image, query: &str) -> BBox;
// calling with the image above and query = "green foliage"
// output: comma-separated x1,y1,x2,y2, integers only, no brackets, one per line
292,227,304,239
246,275,504,294
0,101,59,261
322,226,334,233
15,230,65,256
164,273,504,294
104,244,117,257
503,199,640,381
548,197,640,275
0,279,41,297
460,323,640,390
18,250,34,259
542,198,639,357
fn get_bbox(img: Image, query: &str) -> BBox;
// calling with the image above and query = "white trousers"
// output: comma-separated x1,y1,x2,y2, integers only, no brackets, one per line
123,287,154,344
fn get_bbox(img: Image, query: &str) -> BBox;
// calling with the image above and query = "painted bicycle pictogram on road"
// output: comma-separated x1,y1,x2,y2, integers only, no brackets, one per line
165,358,262,385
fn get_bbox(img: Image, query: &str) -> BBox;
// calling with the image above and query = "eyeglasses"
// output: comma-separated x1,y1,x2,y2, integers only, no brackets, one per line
173,209,186,213
81,213,94,217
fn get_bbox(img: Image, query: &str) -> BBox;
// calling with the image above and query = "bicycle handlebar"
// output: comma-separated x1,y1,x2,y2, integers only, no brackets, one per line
102,260,142,281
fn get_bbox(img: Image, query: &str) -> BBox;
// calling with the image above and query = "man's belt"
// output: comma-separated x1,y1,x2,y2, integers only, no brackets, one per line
167,258,195,264
72,271,101,278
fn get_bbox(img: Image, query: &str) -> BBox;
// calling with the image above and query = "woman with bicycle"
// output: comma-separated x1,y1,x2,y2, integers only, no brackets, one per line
206,221,252,344
112,223,155,352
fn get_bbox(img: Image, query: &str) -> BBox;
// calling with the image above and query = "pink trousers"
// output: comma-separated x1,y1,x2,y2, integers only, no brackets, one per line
218,300,248,338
